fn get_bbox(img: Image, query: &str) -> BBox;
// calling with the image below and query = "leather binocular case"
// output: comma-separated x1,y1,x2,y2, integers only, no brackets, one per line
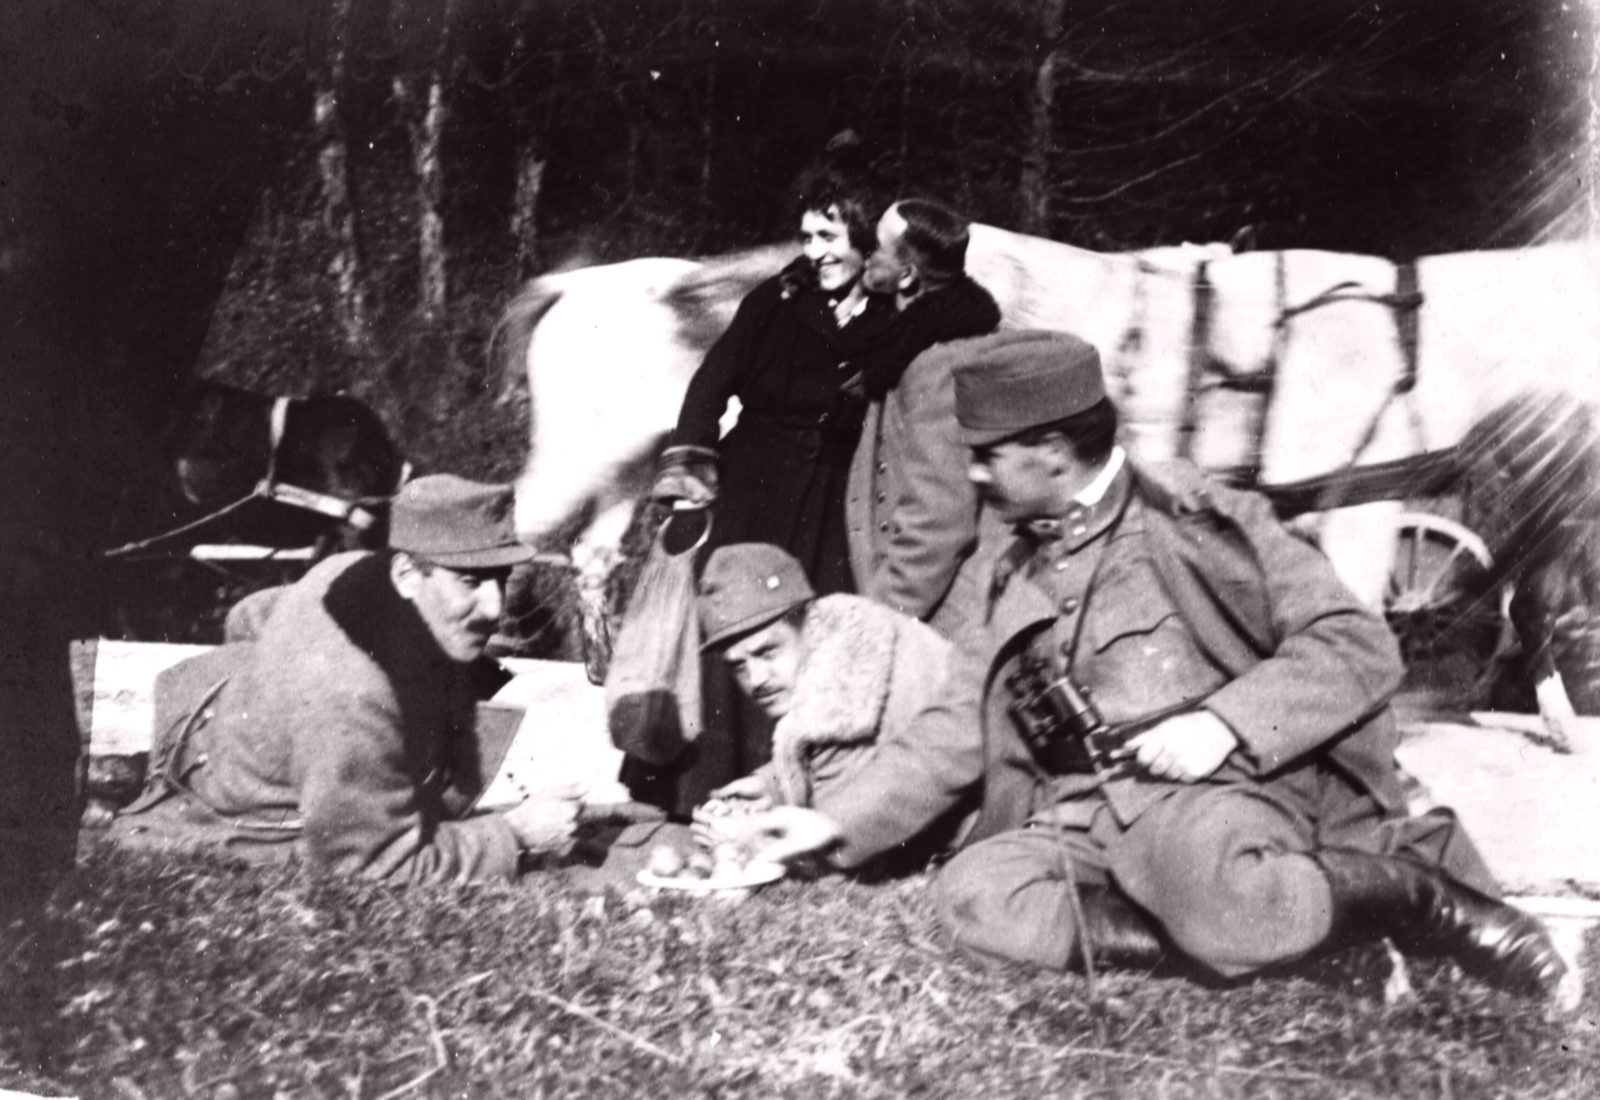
1004,658,1130,775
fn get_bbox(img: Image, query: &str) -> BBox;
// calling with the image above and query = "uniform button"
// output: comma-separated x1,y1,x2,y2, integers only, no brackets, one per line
878,522,890,532
876,491,887,502
1060,597,1079,613
1054,560,1068,572
876,462,888,473
1058,640,1073,657
1071,525,1087,537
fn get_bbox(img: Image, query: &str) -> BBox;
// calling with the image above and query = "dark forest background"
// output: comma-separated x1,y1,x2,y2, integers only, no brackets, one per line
200,0,1597,483
11,0,1596,487
0,0,1596,910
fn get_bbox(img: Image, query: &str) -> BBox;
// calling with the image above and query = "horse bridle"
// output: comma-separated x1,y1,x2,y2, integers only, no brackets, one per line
1173,255,1427,505
103,396,412,559
254,396,412,533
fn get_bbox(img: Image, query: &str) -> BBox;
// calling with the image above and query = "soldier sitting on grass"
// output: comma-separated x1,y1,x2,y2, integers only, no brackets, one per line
700,330,1567,1003
109,475,580,883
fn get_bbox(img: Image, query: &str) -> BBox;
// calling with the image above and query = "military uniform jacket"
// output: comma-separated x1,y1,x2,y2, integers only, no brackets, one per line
820,460,1406,869
170,552,522,883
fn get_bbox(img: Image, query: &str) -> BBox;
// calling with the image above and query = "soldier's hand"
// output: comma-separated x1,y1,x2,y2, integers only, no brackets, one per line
504,785,583,852
696,805,843,866
1120,711,1239,782
706,774,774,808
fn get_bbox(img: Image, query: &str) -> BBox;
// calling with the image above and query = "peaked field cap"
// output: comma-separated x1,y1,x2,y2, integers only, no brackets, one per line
954,329,1106,446
698,543,815,650
389,474,536,569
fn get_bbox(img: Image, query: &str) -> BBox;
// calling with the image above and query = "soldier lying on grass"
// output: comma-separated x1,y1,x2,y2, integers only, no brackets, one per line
108,475,580,883
687,542,966,870
698,329,1567,1003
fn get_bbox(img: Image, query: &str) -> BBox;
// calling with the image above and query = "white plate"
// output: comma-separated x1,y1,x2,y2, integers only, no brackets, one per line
636,860,786,892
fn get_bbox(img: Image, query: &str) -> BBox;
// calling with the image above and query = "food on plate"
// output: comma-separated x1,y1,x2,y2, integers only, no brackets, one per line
683,849,716,880
646,843,686,879
642,831,768,892
709,841,750,880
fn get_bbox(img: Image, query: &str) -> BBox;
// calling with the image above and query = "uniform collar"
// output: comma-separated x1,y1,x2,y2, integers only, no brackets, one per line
1021,448,1130,549
1075,446,1126,506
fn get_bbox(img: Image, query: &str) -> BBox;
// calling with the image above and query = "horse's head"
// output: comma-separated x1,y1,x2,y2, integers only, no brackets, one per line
163,381,273,507
506,250,789,547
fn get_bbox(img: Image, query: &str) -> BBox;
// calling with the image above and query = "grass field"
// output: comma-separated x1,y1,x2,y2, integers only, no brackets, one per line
2,841,1595,1100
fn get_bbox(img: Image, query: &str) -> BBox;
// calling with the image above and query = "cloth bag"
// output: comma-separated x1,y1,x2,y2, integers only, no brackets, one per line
604,511,710,766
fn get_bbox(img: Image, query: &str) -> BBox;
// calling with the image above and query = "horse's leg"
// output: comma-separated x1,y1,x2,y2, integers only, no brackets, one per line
1317,500,1404,610
1545,542,1600,754
1508,566,1586,754
572,496,645,684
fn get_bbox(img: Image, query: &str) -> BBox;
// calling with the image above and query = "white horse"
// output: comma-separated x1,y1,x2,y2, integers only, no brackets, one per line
494,226,1219,564
495,229,1599,736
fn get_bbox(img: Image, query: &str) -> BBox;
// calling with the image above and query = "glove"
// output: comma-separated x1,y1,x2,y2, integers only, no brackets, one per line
651,445,719,506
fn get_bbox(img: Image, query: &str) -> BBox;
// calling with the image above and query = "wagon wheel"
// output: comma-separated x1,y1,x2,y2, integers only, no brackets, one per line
1382,512,1504,698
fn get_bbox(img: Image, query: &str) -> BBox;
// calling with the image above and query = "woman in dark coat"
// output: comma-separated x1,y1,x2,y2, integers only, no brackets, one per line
655,166,894,595
633,158,998,815
626,163,892,815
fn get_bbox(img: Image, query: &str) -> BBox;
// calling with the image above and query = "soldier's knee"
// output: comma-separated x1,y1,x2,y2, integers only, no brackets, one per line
932,841,1076,970
930,845,990,939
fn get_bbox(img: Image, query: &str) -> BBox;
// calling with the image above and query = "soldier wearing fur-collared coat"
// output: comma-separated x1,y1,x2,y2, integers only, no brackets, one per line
111,552,523,883
744,594,956,825
109,475,576,885
692,543,962,858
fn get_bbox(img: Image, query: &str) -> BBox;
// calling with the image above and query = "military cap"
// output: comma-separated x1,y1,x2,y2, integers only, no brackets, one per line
954,329,1106,446
698,543,815,650
389,474,536,569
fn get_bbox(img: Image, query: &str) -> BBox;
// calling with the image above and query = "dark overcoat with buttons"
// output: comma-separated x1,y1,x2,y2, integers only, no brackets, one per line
817,460,1472,880
671,274,897,596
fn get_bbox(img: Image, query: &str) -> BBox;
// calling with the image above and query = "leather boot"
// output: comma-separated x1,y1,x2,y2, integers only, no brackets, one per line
1074,884,1165,971
1315,847,1565,998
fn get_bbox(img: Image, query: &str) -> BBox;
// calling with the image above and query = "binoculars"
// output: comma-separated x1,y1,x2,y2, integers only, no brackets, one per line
1005,656,1133,775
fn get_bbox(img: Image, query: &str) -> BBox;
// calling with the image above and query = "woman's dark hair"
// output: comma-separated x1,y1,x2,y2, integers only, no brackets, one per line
790,136,885,256
1016,398,1120,467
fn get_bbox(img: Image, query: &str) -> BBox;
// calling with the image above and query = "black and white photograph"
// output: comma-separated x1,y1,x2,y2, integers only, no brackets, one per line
3,1,1598,1095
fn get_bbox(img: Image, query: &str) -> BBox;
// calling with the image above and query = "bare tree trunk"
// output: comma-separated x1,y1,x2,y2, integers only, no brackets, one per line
1020,0,1066,236
315,0,370,351
417,73,448,320
512,148,546,278
394,0,452,322
509,13,547,279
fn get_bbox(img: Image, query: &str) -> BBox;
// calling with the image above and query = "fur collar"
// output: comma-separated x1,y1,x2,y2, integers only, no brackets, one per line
771,595,899,806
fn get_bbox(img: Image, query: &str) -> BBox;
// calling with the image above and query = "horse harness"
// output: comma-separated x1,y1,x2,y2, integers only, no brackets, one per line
1169,255,1426,505
103,396,411,559
256,396,396,533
